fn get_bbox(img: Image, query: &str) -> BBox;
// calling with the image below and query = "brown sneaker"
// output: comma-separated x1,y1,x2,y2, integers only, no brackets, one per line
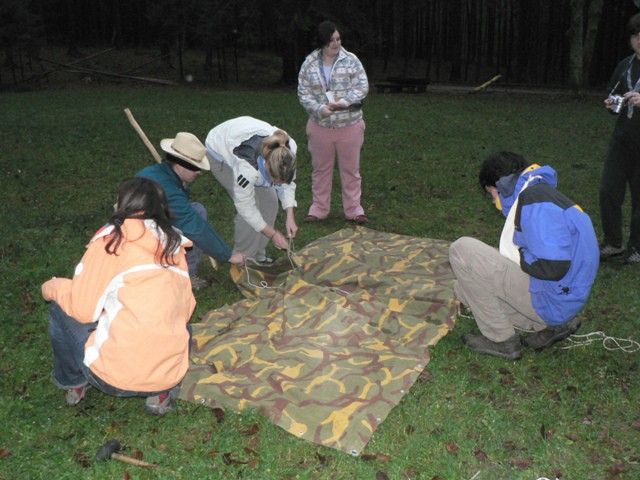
462,333,522,360
351,214,369,225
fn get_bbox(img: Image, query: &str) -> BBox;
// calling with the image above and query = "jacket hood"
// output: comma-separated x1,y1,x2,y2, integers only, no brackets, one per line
496,164,558,217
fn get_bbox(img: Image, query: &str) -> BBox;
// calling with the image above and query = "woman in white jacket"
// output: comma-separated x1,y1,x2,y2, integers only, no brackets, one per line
205,116,298,262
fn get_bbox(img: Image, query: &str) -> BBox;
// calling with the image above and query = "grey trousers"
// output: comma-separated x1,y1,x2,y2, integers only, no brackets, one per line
210,158,278,259
449,236,547,342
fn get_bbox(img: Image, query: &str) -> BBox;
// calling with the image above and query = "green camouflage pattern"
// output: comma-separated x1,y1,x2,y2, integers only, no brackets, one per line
180,227,457,455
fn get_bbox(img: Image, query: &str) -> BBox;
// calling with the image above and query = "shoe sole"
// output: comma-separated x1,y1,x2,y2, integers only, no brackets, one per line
466,347,522,360
462,335,522,360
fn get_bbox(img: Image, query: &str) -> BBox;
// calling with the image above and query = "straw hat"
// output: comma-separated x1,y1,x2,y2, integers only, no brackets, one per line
160,132,210,171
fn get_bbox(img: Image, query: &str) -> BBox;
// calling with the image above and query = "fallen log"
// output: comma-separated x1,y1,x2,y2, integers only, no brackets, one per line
37,57,178,85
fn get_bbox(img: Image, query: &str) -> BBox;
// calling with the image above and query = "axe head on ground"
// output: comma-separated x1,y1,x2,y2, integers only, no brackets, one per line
95,439,157,468
95,439,122,461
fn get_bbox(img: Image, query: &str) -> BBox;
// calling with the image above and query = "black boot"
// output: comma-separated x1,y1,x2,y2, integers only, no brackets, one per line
522,317,581,351
461,333,522,360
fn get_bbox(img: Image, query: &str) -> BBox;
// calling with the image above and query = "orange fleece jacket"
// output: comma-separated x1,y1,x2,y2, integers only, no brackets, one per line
42,219,196,392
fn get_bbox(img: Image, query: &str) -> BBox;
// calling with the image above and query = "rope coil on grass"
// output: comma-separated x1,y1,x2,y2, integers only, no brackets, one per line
561,331,640,353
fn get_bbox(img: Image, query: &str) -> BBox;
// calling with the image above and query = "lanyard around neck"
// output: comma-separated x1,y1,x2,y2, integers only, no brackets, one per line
319,51,336,91
626,56,640,118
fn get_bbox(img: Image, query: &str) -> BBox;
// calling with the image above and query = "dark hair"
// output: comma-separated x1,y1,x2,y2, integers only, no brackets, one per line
317,20,338,48
105,177,182,266
261,130,296,184
165,153,201,172
478,151,529,190
628,13,640,37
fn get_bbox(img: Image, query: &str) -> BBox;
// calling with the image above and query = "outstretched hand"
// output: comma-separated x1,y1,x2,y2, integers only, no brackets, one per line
271,231,289,250
285,218,298,239
229,252,245,266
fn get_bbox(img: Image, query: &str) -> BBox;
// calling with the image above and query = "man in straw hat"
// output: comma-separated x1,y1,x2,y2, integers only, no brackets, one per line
137,132,244,289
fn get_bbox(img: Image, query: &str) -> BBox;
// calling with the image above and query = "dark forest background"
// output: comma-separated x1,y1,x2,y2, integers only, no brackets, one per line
2,0,640,89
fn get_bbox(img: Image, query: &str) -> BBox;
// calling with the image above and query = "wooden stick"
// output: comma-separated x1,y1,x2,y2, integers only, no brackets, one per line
38,58,178,85
471,74,502,93
111,453,157,468
35,48,117,80
124,108,162,163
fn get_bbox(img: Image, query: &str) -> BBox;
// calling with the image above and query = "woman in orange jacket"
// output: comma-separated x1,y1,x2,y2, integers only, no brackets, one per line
42,177,196,416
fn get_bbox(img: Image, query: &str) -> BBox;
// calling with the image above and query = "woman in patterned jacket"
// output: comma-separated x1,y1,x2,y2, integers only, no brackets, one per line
298,20,369,225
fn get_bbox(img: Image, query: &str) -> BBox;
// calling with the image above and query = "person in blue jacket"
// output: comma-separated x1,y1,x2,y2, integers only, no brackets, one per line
449,151,599,360
137,132,245,289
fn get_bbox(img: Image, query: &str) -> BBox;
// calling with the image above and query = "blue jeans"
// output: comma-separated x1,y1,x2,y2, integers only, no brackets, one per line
186,202,206,276
48,302,191,397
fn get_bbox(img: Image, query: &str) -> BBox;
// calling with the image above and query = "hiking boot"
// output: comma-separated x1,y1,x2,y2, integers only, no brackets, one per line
624,246,640,264
144,386,180,417
190,275,209,290
522,316,581,351
461,333,522,360
66,384,88,405
599,244,624,260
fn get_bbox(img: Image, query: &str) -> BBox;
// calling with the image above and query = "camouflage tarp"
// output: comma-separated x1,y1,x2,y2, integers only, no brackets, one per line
180,227,457,455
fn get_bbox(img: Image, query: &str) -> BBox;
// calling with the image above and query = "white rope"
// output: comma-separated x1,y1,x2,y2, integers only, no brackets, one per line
244,236,301,290
285,236,301,270
561,331,640,353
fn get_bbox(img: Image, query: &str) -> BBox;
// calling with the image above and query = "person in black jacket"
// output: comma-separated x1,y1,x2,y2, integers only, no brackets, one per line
599,12,640,264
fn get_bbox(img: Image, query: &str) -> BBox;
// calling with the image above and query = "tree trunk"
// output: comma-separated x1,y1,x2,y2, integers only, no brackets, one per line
568,0,585,88
448,0,463,81
569,0,605,89
583,0,604,86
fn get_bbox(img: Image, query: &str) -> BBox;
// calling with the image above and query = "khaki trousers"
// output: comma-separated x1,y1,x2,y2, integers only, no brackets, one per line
449,236,547,342
209,158,277,259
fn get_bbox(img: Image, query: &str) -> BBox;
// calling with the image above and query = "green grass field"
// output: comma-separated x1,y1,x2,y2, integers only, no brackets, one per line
1,85,639,479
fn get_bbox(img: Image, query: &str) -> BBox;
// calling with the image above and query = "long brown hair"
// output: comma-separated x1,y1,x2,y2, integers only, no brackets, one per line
105,177,182,266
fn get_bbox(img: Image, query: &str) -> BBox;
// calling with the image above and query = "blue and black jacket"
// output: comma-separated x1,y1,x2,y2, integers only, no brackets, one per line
496,165,599,326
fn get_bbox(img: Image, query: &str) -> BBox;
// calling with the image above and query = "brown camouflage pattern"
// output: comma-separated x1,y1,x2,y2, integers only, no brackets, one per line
179,227,457,455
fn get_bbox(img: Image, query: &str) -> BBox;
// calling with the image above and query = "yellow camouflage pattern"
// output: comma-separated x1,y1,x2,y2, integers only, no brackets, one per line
180,227,457,455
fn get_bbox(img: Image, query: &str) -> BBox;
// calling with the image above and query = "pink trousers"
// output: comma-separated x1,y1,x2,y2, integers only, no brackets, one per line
306,118,365,219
